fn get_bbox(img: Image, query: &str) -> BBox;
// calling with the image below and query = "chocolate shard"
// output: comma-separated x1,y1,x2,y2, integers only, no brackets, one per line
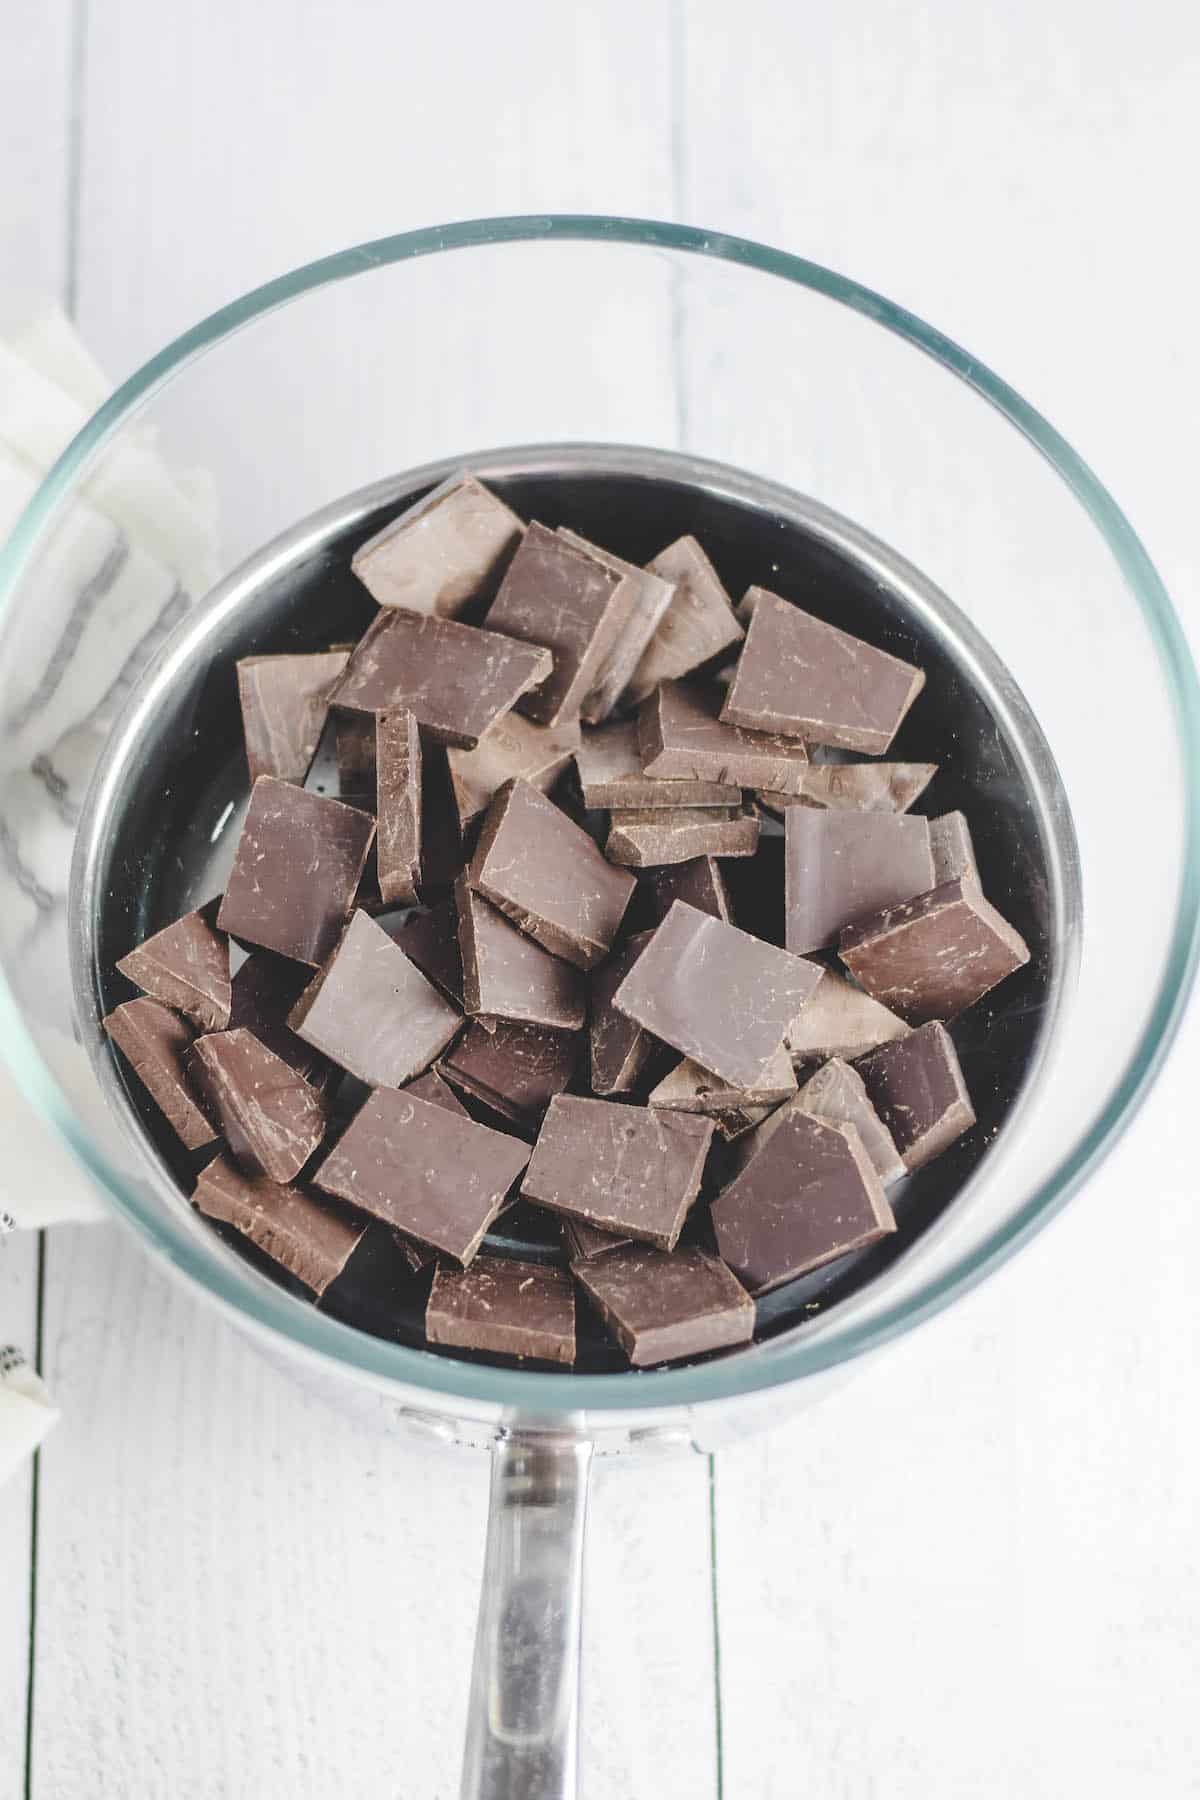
217,777,376,966
783,809,935,954
192,1155,364,1296
484,521,630,727
116,904,231,1032
378,901,464,1005
403,1066,471,1117
553,530,677,725
288,910,461,1087
350,472,525,617
521,1094,714,1250
189,1028,329,1183
782,967,909,1063
572,1245,754,1367
711,1110,895,1295
929,810,980,886
446,712,580,834
426,1257,576,1364
794,1057,905,1186
331,609,552,749
605,806,759,868
646,856,732,925
648,1044,797,1112
374,709,422,905
855,1022,976,1171
103,997,216,1150
759,761,937,815
314,1089,531,1264
589,930,658,1096
455,876,586,1031
439,1018,581,1125
639,680,810,794
236,650,350,785
468,779,635,971
559,1218,631,1261
623,535,744,706
839,878,1031,1024
721,589,925,752
228,950,337,1090
613,901,823,1091
575,718,739,810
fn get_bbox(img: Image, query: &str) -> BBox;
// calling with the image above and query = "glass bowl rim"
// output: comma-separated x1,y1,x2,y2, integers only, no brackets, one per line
1,212,1197,1414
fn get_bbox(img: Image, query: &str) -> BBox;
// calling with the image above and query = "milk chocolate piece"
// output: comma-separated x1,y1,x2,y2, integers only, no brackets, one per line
552,531,676,725
648,1044,797,1111
468,779,635,971
613,901,822,1091
455,878,586,1031
646,857,732,924
379,901,464,1005
189,1028,328,1182
217,777,375,966
237,650,350,785
639,680,810,793
784,810,935,953
855,1022,976,1171
559,1218,631,1261
351,472,525,617
521,1094,714,1250
485,521,629,727
193,1155,364,1296
711,1110,895,1295
332,609,552,748
315,1089,530,1263
374,709,422,905
417,734,467,894
426,1257,576,1364
605,807,759,868
929,811,979,886
782,967,908,1062
116,904,231,1032
759,761,937,815
794,1058,905,1186
334,710,377,802
839,879,1030,1023
721,589,925,752
624,535,744,705
439,1019,581,1124
288,910,461,1086
227,951,336,1090
447,712,580,832
575,718,739,810
572,1245,754,1367
404,1066,470,1116
589,930,657,1095
103,998,216,1150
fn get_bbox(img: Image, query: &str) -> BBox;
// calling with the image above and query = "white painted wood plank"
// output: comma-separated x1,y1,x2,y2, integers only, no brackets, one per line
0,0,72,320
0,1232,37,1800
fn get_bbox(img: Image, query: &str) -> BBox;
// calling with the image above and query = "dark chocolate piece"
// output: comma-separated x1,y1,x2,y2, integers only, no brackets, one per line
404,1067,470,1116
639,680,810,793
447,712,580,833
334,710,378,803
315,1089,530,1264
332,608,552,749
379,901,464,1005
521,1094,714,1250
646,857,732,925
784,809,934,954
375,709,422,905
426,1257,576,1364
648,1044,797,1111
193,1155,364,1296
855,1022,976,1171
794,1058,904,1185
351,472,524,617
839,879,1030,1023
237,650,350,785
575,718,739,810
572,1245,754,1367
589,930,657,1095
189,1028,328,1181
782,967,908,1062
559,1218,631,1261
554,530,676,724
439,1019,581,1124
605,807,759,868
103,997,215,1150
624,535,744,705
227,950,336,1090
455,877,586,1031
468,779,635,971
217,777,375,966
116,904,231,1032
760,761,937,815
929,811,979,886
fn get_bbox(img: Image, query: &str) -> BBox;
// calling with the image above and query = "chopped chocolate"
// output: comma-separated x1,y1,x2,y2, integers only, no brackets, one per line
605,806,759,868
439,1018,581,1124
855,1022,976,1171
639,680,810,793
193,1154,364,1296
760,761,937,815
227,950,336,1090
782,967,908,1062
624,535,744,705
404,1066,470,1116
646,856,732,924
217,777,375,966
350,472,524,616
315,1089,531,1263
648,1044,797,1111
589,930,657,1095
929,810,980,886
784,809,935,954
116,904,231,1032
332,608,552,748
521,1094,714,1250
334,710,377,802
426,1257,576,1364
455,877,586,1031
554,530,677,724
374,709,422,905
794,1058,905,1185
839,878,1030,1023
572,1245,754,1367
237,650,350,785
575,718,739,810
378,901,464,1005
446,712,580,833
468,779,635,970
416,734,467,894
103,997,216,1150
559,1218,631,1261
721,589,925,752
189,1028,328,1182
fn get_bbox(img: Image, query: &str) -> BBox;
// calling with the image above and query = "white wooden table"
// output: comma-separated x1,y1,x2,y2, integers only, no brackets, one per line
3,3,1199,1795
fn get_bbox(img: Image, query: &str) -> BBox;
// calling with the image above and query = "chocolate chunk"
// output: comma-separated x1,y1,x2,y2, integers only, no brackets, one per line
116,904,231,1032
426,1257,576,1364
439,1018,581,1124
711,1110,895,1294
572,1245,754,1367
379,901,464,1005
551,530,676,724
784,810,935,953
332,609,552,749
404,1066,470,1117
639,680,810,793
839,878,1030,1023
334,710,377,803
589,930,657,1095
624,536,744,705
315,1089,530,1263
288,910,461,1086
446,712,580,833
521,1094,713,1249
929,811,979,886
782,967,908,1062
648,1044,797,1111
237,650,350,785
189,1028,328,1181
375,709,422,905
605,806,759,868
217,777,375,966
794,1058,905,1185
468,779,635,971
193,1154,364,1296
228,951,336,1090
485,521,630,726
575,718,739,810
559,1218,631,1261
721,589,925,752
416,734,467,894
455,877,586,1031
855,1022,976,1171
350,472,525,617
760,761,937,815
646,856,732,925
613,901,822,1091
103,997,216,1150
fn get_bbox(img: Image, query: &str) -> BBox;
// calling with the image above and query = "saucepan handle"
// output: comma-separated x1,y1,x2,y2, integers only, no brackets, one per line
460,1432,594,1800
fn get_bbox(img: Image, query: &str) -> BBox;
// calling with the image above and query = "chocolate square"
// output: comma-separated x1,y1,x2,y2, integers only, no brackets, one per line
193,1155,364,1297
839,878,1030,1023
189,1028,329,1182
351,472,524,617
854,1022,976,1170
116,903,231,1032
605,807,759,868
103,997,215,1150
572,1245,754,1366
237,650,350,785
624,535,744,705
784,809,934,953
639,679,810,793
455,877,586,1031
426,1257,576,1364
375,709,422,905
